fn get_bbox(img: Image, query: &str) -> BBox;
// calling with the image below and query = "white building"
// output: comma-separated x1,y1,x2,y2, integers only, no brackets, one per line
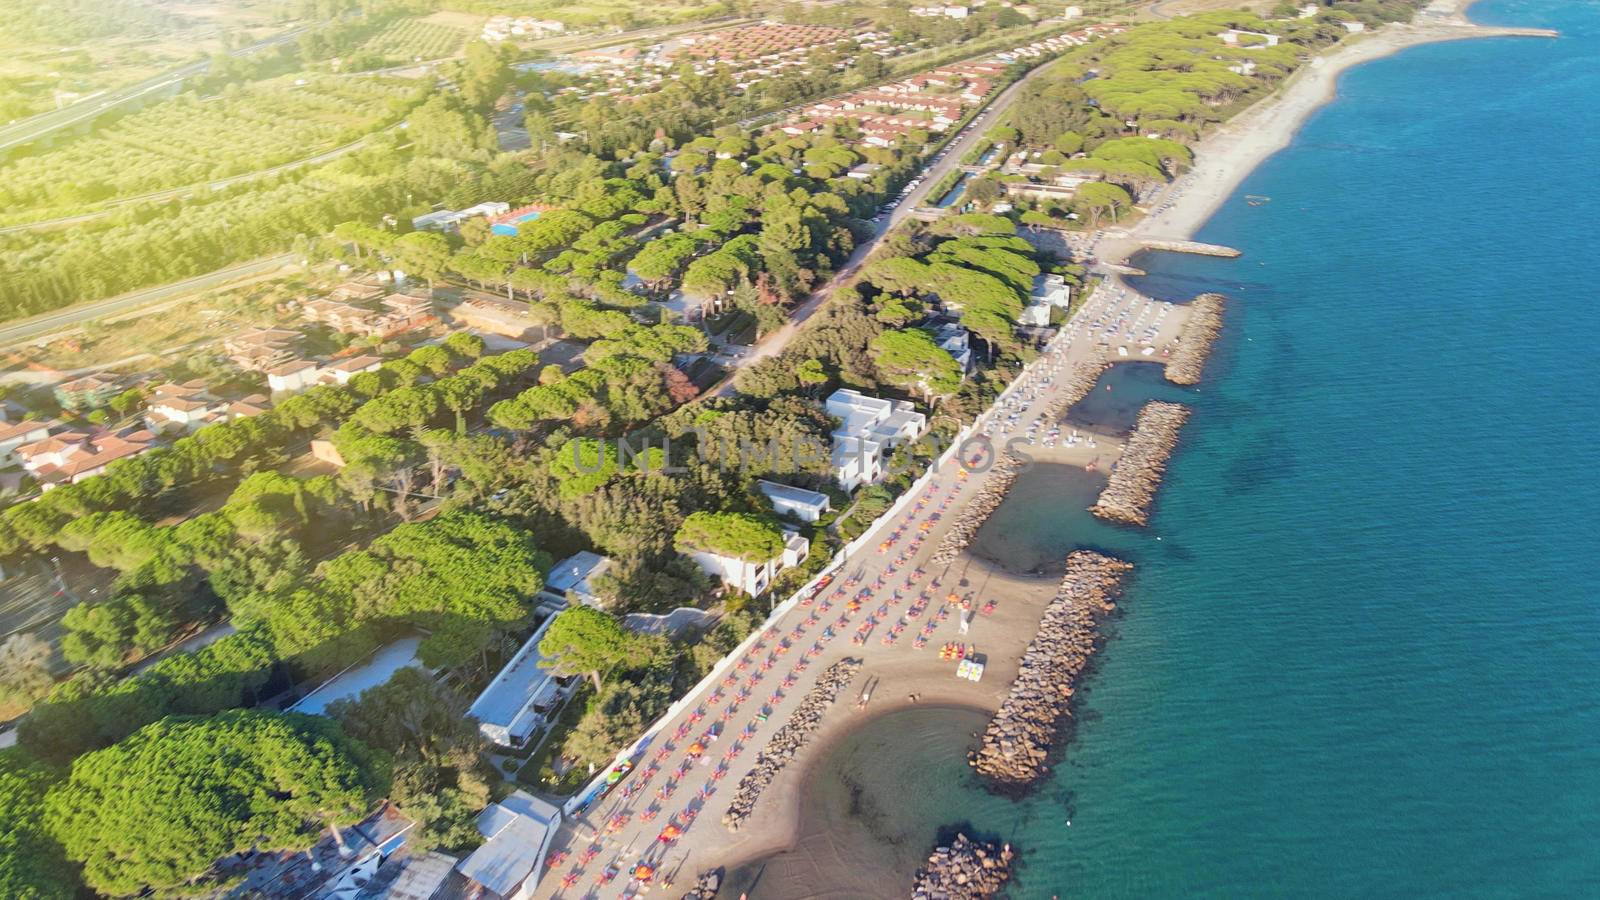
467,614,574,748
538,551,614,609
411,201,511,232
0,419,51,468
935,322,974,373
1033,273,1073,308
456,791,563,899
1217,28,1281,47
685,530,810,598
144,381,228,433
267,360,321,394
288,636,424,716
825,389,927,492
758,480,832,523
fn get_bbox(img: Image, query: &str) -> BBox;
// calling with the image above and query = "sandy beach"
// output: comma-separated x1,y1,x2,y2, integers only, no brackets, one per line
1096,0,1556,264
526,5,1560,897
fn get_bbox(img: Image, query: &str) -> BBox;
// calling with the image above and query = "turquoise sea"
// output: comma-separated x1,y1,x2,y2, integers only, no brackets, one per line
758,1,1600,895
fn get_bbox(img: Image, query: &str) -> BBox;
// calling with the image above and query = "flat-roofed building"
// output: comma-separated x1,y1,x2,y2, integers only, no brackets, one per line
825,389,926,492
538,551,614,609
455,791,562,898
468,614,573,748
758,479,832,523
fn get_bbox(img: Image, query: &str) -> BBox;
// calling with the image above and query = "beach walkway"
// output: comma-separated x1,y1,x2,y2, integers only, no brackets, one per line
528,282,1198,899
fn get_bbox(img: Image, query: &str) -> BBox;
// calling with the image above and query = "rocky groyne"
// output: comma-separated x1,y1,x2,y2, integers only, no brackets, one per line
1089,401,1190,527
929,359,1107,566
930,451,1020,566
1164,293,1226,385
969,551,1132,791
722,658,860,832
912,834,1016,900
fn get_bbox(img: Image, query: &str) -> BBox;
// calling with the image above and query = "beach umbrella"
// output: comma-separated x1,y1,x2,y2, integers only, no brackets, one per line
659,824,682,841
635,863,656,881
687,741,705,756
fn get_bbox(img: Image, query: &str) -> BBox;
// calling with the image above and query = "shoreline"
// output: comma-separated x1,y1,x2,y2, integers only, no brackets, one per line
1098,0,1555,263
530,5,1559,895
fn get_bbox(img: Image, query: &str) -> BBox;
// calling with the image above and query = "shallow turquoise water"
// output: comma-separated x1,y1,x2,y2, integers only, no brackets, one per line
773,2,1600,896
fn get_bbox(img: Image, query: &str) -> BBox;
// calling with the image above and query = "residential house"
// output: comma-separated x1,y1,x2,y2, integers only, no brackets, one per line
320,355,384,386
144,380,227,433
455,791,563,899
451,297,540,340
935,321,974,373
1217,28,1280,47
266,359,322,394
468,614,574,748
53,373,120,412
0,419,51,468
759,479,832,523
410,201,510,232
223,328,303,373
825,388,927,492
16,428,156,487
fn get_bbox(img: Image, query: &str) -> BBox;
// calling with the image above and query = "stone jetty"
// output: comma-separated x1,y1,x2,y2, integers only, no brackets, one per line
929,450,1020,566
722,658,860,832
1165,292,1226,386
1089,401,1190,527
912,834,1016,900
928,359,1107,566
970,551,1133,790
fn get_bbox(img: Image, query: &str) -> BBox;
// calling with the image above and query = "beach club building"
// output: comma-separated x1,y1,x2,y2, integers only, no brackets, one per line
467,613,575,749
455,791,563,899
825,388,927,492
683,530,811,598
758,479,832,523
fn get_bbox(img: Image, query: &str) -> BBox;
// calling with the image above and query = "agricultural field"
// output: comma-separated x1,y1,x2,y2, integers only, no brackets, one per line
443,0,728,28
0,0,283,122
0,75,426,212
358,16,469,64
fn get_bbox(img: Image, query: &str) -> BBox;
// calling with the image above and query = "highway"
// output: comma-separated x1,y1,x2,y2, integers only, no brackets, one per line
0,26,307,157
0,254,297,349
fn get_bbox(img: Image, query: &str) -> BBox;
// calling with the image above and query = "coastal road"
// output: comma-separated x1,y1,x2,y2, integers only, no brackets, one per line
707,61,1056,396
0,254,298,349
0,26,308,157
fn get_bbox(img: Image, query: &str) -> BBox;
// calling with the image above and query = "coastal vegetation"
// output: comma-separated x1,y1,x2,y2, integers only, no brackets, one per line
0,1,1453,893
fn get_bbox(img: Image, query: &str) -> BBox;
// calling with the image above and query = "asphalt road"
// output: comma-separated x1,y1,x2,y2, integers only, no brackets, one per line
0,27,307,156
0,253,298,349
708,61,1056,396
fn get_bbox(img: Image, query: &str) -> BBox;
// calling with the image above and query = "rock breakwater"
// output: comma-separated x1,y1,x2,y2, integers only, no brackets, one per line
1164,293,1225,385
1089,401,1190,527
912,833,1016,899
928,359,1107,566
722,658,860,832
969,551,1132,791
929,451,1020,567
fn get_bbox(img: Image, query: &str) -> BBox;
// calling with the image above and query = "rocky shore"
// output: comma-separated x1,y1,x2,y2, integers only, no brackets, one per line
722,658,861,832
911,834,1017,900
1089,401,1191,527
1164,294,1225,386
969,551,1133,791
